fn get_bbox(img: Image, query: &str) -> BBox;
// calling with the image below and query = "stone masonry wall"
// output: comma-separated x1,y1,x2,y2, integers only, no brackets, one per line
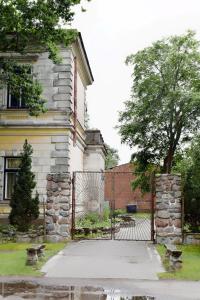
155,174,182,244
46,173,71,242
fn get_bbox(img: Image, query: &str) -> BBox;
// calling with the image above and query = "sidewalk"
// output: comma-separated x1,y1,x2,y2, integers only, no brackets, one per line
42,240,164,280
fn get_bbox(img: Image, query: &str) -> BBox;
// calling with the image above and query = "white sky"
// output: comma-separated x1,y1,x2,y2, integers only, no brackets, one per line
72,0,200,164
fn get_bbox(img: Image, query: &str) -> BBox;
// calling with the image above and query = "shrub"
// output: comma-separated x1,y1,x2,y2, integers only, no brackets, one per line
9,140,39,232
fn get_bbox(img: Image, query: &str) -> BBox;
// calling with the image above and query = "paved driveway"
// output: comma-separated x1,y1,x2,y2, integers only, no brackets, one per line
42,240,163,280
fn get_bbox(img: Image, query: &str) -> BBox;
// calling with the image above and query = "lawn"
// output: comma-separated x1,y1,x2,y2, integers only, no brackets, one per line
0,242,66,276
157,244,200,280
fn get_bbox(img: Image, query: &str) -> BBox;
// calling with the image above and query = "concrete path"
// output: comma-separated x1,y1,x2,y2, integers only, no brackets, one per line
42,240,164,280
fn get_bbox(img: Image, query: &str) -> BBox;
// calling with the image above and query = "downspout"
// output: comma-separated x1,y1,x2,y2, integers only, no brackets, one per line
73,56,78,146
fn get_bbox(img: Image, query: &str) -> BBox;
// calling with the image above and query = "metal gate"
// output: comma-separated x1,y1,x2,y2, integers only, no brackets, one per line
71,171,155,241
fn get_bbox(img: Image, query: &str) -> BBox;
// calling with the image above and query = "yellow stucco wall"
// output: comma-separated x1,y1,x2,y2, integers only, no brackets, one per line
0,127,70,209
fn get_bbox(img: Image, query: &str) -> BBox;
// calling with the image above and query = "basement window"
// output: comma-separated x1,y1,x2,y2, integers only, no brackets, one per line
4,157,21,200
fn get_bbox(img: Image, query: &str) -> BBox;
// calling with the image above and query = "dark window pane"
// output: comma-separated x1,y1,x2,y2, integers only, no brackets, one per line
5,172,17,199
21,88,27,108
6,158,21,169
10,93,19,108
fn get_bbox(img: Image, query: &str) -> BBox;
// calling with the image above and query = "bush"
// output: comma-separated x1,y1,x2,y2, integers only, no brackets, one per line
173,137,200,232
9,140,39,232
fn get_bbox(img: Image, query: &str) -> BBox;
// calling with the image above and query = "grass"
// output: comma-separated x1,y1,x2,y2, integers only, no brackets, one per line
157,244,200,280
0,242,66,276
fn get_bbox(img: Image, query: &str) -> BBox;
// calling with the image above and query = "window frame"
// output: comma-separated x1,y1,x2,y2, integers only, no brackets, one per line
3,157,21,200
6,65,32,110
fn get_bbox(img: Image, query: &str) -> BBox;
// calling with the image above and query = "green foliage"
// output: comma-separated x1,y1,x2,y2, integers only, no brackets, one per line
118,31,200,175
9,139,39,232
0,60,46,116
0,1,88,59
174,137,200,232
76,209,111,229
105,144,120,169
102,206,110,221
0,0,90,115
112,208,126,217
157,244,200,280
0,243,66,276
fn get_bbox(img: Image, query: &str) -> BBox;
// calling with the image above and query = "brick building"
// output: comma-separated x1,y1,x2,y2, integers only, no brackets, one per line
104,163,152,212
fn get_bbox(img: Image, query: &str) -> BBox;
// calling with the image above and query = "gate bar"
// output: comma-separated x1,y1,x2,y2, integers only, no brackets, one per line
71,172,76,240
151,172,155,242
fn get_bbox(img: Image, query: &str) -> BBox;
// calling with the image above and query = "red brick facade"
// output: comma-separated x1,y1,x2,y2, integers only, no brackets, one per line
104,163,152,212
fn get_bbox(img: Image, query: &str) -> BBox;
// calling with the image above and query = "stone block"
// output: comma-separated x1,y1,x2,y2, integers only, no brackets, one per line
155,218,169,227
56,101,71,109
58,217,70,224
54,79,72,87
156,203,169,210
51,136,69,143
53,65,72,72
46,209,55,216
55,143,68,150
157,210,170,219
58,72,72,79
59,224,69,233
51,151,69,158
59,196,70,203
172,184,181,191
60,204,70,211
165,226,174,233
174,191,182,197
46,223,55,232
60,189,70,197
53,93,71,101
55,158,69,165
60,210,69,217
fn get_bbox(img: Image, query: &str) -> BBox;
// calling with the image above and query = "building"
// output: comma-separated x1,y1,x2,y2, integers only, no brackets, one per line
104,163,152,212
0,33,106,222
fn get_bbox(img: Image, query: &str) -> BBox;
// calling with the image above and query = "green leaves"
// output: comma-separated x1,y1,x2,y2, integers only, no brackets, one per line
0,1,82,62
118,31,200,174
0,0,90,116
105,144,120,169
9,139,39,232
0,60,46,116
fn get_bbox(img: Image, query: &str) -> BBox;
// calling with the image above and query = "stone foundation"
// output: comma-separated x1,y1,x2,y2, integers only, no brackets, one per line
183,233,200,245
46,173,71,242
155,174,182,244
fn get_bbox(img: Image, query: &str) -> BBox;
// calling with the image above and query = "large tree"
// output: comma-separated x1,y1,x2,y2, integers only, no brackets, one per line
0,0,90,115
118,31,200,174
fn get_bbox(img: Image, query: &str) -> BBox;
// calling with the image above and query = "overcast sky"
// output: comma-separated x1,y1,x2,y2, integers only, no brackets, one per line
72,0,200,164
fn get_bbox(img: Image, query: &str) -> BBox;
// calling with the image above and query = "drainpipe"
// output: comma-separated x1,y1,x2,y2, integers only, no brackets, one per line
73,56,77,146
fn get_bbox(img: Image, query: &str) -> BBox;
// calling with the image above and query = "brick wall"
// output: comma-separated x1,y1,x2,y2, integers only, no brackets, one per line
104,163,152,212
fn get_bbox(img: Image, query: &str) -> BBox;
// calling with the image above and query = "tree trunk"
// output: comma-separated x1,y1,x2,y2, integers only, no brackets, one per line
163,148,175,174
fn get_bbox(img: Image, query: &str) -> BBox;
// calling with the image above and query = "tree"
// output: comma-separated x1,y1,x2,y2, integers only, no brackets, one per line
118,31,200,174
105,144,120,169
0,0,90,115
9,139,39,231
173,137,200,232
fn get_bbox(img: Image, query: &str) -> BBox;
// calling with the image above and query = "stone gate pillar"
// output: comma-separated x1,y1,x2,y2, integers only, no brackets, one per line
45,173,71,242
155,174,182,244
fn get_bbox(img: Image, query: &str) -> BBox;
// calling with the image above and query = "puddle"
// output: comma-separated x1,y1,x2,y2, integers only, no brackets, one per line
0,282,155,299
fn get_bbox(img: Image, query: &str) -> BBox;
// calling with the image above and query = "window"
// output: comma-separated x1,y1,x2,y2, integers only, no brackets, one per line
7,66,31,109
7,86,26,108
4,157,21,200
